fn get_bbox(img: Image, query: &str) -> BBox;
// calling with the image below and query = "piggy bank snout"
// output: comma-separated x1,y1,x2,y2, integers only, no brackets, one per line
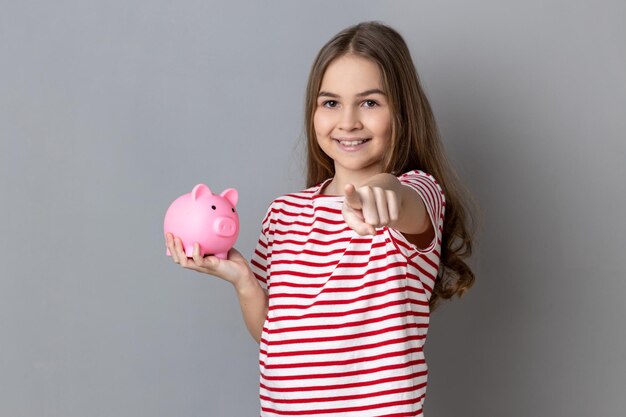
213,217,237,237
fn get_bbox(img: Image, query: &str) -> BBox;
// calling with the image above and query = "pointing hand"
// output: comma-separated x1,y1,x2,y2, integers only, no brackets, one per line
342,184,400,236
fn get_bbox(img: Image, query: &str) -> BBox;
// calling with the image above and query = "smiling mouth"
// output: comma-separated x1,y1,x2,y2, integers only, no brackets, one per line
334,138,371,147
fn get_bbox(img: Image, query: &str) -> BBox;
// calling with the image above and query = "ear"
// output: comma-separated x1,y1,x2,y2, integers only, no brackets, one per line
220,188,238,207
192,184,212,201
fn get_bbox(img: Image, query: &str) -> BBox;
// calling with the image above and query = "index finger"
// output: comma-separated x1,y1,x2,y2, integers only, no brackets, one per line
344,184,362,209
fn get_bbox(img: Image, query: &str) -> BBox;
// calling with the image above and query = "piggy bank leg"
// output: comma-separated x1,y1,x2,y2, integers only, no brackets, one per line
215,252,228,260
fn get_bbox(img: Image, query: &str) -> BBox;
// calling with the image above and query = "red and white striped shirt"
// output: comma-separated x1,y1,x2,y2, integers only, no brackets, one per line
250,170,445,417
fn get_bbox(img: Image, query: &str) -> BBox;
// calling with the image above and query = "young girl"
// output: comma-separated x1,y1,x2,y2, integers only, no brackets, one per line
166,21,475,417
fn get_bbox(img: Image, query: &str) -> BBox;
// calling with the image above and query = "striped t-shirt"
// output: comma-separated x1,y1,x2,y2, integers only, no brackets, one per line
250,170,446,417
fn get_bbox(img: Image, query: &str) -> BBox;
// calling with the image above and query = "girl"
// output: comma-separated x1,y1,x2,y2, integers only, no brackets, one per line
166,21,475,417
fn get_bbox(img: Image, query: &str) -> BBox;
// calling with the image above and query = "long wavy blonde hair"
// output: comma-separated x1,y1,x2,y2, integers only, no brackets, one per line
304,21,477,310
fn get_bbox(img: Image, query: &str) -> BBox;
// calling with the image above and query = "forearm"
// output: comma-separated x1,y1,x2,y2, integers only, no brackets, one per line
234,276,269,344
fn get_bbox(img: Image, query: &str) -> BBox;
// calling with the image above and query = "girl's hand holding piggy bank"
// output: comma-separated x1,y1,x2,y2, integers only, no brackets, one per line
164,184,254,288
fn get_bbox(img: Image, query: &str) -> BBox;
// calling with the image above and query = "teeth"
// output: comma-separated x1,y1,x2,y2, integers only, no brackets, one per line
338,139,367,146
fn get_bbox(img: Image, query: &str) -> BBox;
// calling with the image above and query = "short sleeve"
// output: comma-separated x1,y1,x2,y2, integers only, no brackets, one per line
250,204,273,291
389,170,446,256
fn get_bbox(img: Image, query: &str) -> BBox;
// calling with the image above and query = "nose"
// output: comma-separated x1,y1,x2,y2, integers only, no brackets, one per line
213,217,237,237
338,107,362,131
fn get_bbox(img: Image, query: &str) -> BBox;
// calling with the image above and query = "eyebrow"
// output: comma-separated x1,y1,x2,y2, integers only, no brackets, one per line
318,88,386,98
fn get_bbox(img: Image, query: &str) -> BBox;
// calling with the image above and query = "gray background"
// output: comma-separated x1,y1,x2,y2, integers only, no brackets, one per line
1,0,625,416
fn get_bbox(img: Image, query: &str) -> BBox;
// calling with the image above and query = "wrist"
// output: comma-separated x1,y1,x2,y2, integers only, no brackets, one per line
234,272,262,297
364,173,401,191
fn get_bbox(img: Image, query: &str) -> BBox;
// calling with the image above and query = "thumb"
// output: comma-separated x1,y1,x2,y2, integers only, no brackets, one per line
199,248,249,284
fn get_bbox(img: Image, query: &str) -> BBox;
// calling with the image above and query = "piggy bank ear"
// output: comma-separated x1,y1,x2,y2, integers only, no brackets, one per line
221,188,238,207
192,184,213,201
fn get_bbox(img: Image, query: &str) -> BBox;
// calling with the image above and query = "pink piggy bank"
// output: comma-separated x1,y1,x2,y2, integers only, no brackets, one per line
164,184,239,259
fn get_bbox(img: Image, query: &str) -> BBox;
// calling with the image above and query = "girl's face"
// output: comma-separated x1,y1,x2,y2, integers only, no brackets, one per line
313,54,392,178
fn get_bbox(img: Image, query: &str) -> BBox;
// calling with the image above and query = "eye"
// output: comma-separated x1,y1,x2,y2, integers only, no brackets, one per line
322,100,338,108
231,208,235,213
363,99,378,108
211,205,216,210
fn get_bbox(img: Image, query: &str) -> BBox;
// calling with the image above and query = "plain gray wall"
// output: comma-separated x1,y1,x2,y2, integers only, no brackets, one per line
1,0,625,416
